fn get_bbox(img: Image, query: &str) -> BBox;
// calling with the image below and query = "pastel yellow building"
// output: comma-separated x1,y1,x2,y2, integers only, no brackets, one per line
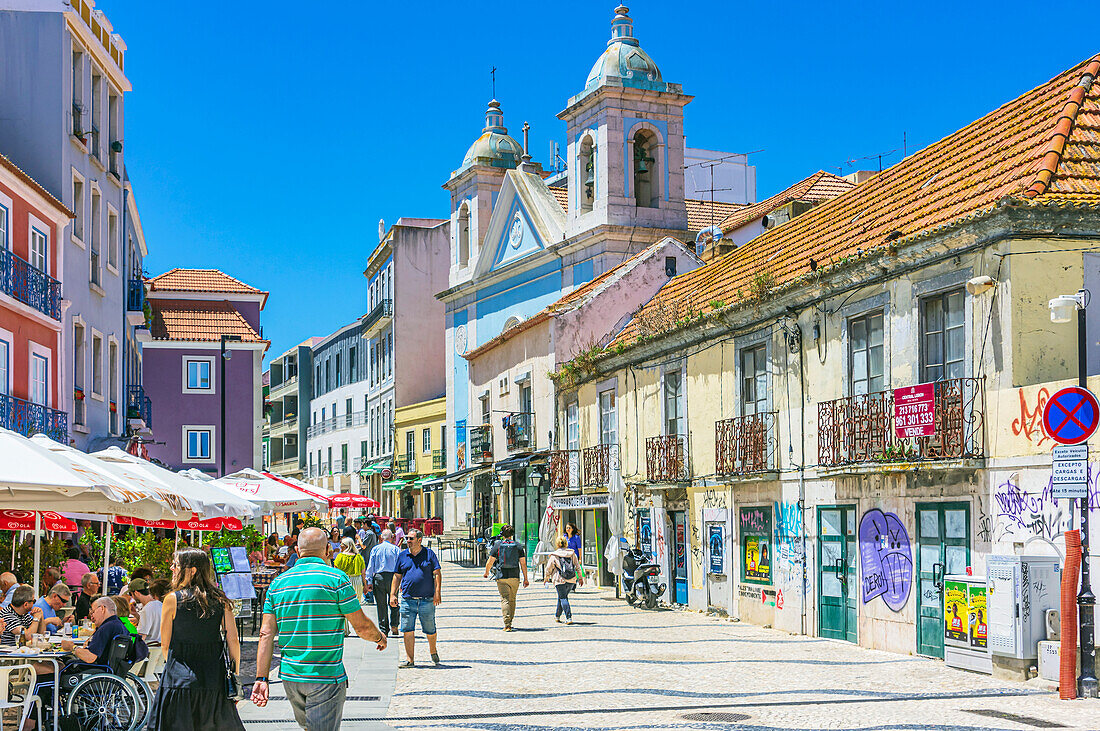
390,397,447,519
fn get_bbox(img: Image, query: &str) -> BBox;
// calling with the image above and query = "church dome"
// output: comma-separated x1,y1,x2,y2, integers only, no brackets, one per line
584,5,664,93
462,100,523,170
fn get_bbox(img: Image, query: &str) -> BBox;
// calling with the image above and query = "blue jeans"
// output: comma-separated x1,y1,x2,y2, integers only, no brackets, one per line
555,583,573,619
283,680,347,731
399,596,437,634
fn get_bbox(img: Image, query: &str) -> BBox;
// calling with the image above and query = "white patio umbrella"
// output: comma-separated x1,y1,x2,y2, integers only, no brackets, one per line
179,468,215,482
215,468,329,515
603,458,627,579
534,503,558,574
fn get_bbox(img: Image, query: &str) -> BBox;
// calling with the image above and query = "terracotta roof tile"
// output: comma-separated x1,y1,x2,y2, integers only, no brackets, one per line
149,299,265,344
718,171,854,233
147,268,266,296
549,186,569,210
0,154,74,218
612,54,1100,349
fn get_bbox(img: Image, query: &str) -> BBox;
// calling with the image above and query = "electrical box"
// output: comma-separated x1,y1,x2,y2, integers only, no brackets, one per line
986,555,1061,660
944,575,991,674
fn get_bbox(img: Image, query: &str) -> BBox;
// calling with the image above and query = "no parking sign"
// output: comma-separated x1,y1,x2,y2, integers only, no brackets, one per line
1043,386,1100,445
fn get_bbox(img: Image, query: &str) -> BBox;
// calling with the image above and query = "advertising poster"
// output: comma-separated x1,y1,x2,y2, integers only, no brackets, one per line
968,584,988,649
944,580,968,642
708,524,724,574
740,506,772,584
638,509,653,559
455,419,467,471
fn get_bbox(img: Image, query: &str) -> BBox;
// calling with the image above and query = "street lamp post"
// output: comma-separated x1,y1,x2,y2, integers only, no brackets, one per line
1049,289,1098,697
220,333,242,477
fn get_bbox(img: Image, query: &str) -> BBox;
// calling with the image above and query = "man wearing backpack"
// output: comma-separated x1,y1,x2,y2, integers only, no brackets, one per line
544,536,584,623
483,524,529,631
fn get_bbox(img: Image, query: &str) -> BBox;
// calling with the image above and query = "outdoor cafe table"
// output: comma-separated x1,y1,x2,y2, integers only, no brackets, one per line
0,638,87,731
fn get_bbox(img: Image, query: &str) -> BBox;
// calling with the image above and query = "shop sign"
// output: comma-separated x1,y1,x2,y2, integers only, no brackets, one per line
739,505,772,585
707,524,724,574
894,383,936,438
550,493,611,510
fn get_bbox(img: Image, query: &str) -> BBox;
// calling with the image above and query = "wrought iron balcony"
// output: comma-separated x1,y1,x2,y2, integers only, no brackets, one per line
505,412,534,451
432,450,445,470
548,449,580,493
716,412,777,476
126,278,145,312
0,248,62,320
0,393,67,443
396,452,416,475
469,425,493,464
361,299,393,338
125,384,152,429
817,377,985,468
646,435,687,483
583,444,618,487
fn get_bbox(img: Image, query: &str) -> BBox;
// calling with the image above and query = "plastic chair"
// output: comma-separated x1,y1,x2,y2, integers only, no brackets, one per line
0,663,42,731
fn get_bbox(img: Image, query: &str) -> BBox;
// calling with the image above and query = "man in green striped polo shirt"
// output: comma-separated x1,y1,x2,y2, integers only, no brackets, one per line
251,527,387,731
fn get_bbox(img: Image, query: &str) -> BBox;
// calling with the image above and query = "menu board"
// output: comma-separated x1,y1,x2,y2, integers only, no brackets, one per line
229,547,251,572
221,572,256,600
211,547,233,575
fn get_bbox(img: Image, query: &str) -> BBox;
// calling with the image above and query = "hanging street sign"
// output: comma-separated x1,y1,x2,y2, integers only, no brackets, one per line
1043,386,1100,446
894,383,936,438
1052,444,1089,499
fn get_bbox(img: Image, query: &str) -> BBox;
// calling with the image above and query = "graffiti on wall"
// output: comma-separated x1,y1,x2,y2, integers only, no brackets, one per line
858,509,913,612
774,500,805,601
992,472,1100,543
1011,387,1052,447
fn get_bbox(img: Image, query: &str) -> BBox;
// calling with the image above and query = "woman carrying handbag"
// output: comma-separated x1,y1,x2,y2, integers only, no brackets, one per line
148,547,245,730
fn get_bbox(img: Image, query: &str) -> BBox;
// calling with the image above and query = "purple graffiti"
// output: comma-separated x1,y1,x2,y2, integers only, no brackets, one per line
858,509,913,612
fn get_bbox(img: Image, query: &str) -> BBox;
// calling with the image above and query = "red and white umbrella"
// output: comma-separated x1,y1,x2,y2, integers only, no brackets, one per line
328,493,381,509
0,510,77,532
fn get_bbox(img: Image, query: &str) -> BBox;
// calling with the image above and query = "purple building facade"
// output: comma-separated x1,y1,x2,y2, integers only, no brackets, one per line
138,269,268,475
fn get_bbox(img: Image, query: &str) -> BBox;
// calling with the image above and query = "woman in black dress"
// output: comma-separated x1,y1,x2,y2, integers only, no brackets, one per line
148,547,244,730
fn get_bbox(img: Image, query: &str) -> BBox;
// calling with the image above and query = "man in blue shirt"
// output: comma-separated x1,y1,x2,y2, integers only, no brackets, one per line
0,572,18,608
389,529,441,668
366,530,402,637
32,583,71,634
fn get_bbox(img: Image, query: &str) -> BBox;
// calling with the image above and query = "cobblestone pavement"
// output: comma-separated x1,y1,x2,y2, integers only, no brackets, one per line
377,560,1100,731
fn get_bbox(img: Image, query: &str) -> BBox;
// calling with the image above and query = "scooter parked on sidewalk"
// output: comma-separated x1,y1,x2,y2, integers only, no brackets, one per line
621,540,666,609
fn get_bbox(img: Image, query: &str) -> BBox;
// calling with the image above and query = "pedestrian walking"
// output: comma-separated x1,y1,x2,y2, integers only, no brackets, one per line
544,536,583,623
334,538,366,634
390,529,441,668
564,522,585,586
335,509,347,533
365,530,401,636
148,547,245,731
328,528,342,553
252,527,387,731
482,525,529,631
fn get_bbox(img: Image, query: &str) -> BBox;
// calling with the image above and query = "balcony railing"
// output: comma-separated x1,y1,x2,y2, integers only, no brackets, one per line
583,444,618,487
817,378,985,468
307,410,367,438
646,435,687,482
549,449,580,492
270,373,298,393
126,385,152,428
716,412,777,476
272,416,297,432
126,278,145,313
362,299,393,338
396,452,416,475
0,248,62,321
432,450,445,470
469,425,493,464
505,412,534,451
0,393,67,443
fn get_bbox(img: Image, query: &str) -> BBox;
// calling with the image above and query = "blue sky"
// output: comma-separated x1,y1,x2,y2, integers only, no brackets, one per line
106,1,1098,364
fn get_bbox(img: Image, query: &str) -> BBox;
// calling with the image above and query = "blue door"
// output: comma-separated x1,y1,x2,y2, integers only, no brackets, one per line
671,511,688,604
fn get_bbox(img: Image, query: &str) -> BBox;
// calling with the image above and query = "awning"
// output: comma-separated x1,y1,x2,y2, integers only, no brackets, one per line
361,459,392,476
422,478,444,493
492,452,549,472
413,476,436,488
381,479,408,491
442,465,490,483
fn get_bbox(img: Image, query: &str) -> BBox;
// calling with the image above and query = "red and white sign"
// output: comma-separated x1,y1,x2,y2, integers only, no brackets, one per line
0,511,77,532
380,468,393,481
776,589,784,610
894,383,936,438
329,493,381,509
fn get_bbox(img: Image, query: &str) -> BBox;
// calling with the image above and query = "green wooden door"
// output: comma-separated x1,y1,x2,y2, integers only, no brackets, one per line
818,506,857,642
916,502,971,658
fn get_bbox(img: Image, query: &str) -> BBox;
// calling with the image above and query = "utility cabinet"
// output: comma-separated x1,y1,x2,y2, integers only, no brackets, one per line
986,555,1061,660
944,574,991,674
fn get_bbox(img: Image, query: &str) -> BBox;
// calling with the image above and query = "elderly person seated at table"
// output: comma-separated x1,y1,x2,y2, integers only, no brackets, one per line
61,597,147,665
0,572,19,608
0,585,45,644
39,567,61,598
32,583,71,634
73,572,101,624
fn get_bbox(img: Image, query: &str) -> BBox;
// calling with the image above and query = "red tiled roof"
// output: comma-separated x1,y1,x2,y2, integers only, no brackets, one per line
718,171,854,233
149,299,265,344
148,268,266,296
0,154,74,218
546,184,748,232
612,54,1100,348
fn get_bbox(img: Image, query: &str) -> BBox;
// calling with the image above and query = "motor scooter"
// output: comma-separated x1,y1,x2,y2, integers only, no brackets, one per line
620,540,666,609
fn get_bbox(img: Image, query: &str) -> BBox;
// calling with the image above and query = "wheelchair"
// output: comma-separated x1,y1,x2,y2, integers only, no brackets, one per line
32,635,154,731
